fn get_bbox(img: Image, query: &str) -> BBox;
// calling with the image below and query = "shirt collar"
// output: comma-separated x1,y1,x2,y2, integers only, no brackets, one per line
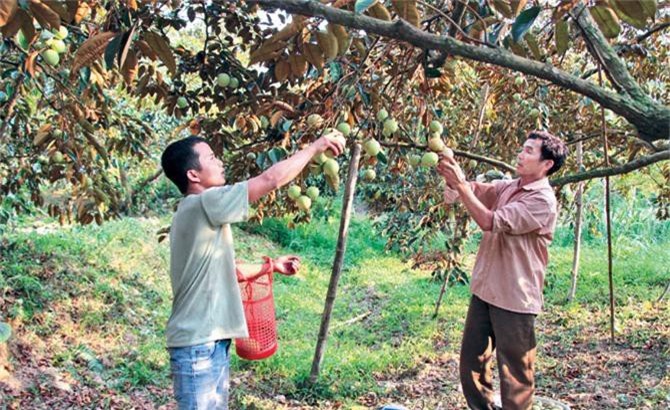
517,177,551,191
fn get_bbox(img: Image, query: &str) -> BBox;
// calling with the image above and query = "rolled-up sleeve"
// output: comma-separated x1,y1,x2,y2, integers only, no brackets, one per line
200,182,249,226
492,195,554,235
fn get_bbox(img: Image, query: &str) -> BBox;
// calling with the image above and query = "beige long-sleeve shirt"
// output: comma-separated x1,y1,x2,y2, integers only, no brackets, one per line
445,178,557,314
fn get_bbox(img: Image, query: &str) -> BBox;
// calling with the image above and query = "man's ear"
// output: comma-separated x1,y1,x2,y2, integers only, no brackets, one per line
186,169,200,184
543,159,554,174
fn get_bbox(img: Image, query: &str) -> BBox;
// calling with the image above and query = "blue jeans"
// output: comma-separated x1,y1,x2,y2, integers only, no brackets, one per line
168,339,231,410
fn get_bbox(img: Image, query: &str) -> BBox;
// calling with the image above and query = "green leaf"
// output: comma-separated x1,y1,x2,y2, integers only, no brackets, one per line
355,0,376,14
267,147,287,164
256,152,267,168
511,6,541,42
280,119,293,133
376,150,388,164
424,67,441,78
0,322,11,343
327,61,342,82
104,33,123,70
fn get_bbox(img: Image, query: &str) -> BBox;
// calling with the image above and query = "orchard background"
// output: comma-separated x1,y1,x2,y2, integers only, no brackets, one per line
0,1,668,409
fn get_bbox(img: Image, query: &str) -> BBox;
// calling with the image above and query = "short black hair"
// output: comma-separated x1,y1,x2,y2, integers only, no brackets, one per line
161,136,207,194
527,130,568,176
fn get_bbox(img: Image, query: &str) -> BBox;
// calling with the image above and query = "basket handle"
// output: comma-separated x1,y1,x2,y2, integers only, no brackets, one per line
236,257,274,283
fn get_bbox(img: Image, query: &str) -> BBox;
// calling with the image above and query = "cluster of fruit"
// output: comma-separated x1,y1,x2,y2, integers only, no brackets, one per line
19,26,70,67
286,184,320,211
176,72,239,109
404,119,453,168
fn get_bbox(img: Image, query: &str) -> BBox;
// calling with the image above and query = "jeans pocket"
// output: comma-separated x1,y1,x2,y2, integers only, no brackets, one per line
191,341,216,372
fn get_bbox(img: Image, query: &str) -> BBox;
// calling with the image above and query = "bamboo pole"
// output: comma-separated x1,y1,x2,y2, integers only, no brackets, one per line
309,143,362,383
568,141,584,302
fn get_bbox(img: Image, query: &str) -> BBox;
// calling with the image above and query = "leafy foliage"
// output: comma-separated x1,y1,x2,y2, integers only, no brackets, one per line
0,0,668,273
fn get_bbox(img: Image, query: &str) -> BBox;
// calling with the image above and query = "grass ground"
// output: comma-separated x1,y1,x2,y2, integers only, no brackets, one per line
0,202,668,409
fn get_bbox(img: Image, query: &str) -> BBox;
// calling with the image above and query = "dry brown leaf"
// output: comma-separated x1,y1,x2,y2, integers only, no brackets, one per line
41,0,70,21
1,7,27,38
121,49,138,85
25,51,40,77
270,111,284,128
316,30,338,60
0,0,18,27
274,59,290,82
70,31,117,77
143,31,177,76
74,2,91,24
303,43,324,69
135,39,157,60
29,0,61,30
289,54,307,78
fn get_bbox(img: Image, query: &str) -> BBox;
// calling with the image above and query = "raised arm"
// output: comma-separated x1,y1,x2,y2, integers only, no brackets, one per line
247,132,344,203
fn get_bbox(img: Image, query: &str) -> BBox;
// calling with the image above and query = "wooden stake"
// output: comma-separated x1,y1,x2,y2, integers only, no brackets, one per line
309,143,362,383
568,141,584,302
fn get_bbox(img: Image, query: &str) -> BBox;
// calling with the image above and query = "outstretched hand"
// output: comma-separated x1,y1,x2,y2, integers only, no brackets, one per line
274,255,301,275
314,131,345,157
437,154,466,189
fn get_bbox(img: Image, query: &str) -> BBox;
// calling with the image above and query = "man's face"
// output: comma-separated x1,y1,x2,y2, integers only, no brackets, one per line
516,138,552,178
189,142,225,188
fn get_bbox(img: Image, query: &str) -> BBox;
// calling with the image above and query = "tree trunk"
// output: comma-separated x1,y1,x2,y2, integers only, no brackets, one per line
310,143,362,383
568,142,584,302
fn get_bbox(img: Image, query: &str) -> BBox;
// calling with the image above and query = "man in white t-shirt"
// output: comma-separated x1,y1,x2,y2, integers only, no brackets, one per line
160,133,344,409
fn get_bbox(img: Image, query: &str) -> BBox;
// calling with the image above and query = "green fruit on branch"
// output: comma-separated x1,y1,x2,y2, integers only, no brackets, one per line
51,151,65,163
176,96,188,109
287,185,301,200
323,158,339,177
306,186,320,200
246,152,257,161
421,152,439,167
54,26,68,40
513,93,522,102
296,195,312,211
429,120,443,134
336,122,351,136
514,76,524,86
325,132,347,157
260,115,269,129
529,108,540,118
49,39,67,54
229,77,239,89
307,113,323,127
42,49,60,66
362,169,376,181
313,152,327,165
363,139,381,157
408,154,421,167
428,137,445,152
468,159,477,168
217,73,231,87
383,118,398,134
376,108,388,121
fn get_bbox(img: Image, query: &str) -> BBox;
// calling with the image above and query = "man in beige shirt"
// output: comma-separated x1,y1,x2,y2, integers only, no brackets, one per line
160,132,344,409
437,131,568,410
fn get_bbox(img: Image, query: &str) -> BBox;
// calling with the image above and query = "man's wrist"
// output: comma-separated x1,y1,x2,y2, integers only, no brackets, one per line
454,181,470,193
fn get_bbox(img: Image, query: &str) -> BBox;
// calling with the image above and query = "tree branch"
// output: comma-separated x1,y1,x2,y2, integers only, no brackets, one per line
250,0,669,143
550,150,670,187
379,140,516,173
636,22,670,44
571,4,645,101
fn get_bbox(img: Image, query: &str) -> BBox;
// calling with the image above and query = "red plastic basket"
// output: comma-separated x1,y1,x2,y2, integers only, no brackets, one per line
235,266,278,360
